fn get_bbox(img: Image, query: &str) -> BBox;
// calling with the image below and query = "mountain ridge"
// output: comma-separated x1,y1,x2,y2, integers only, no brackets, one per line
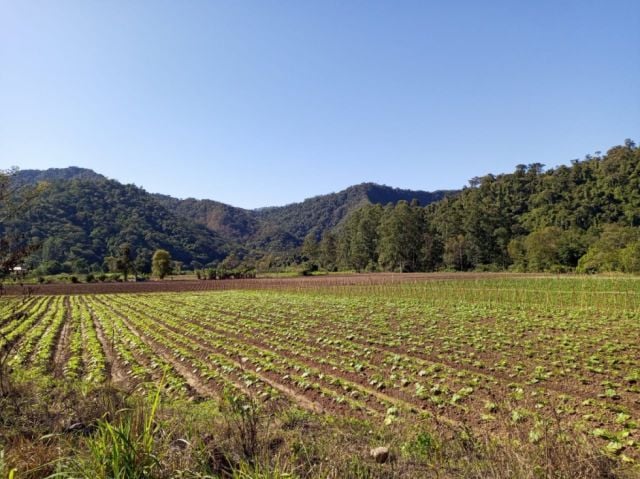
14,166,452,211
10,167,453,268
13,166,107,186
7,139,639,275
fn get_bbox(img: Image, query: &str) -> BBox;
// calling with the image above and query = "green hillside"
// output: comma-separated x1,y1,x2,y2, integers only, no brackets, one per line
7,168,447,273
6,139,638,275
3,177,230,274
156,183,452,251
330,140,640,273
13,166,107,185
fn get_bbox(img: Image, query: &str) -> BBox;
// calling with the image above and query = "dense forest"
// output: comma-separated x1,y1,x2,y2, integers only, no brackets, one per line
154,183,452,251
1,178,229,275
4,139,639,276
6,170,450,275
324,140,640,273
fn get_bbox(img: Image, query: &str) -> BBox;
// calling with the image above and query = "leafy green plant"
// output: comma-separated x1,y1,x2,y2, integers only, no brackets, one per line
58,374,164,478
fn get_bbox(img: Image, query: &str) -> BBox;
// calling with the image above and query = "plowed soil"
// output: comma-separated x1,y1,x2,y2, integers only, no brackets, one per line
2,272,535,296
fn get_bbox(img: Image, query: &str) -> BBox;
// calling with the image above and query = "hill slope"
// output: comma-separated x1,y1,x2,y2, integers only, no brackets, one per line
152,195,259,244
8,167,450,269
156,183,453,251
13,166,107,185
329,140,640,273
7,139,638,275
251,183,452,250
3,178,230,273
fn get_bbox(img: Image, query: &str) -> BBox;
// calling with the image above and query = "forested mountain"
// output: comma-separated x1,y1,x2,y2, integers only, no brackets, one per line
152,195,258,244
2,178,230,274
155,183,452,251
254,183,451,246
329,140,640,273
8,168,447,273
13,167,106,186
7,139,639,275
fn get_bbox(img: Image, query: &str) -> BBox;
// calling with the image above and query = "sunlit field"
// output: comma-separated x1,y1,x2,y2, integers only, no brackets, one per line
2,275,639,477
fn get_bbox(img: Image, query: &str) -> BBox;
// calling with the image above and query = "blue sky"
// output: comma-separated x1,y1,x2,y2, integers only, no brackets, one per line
1,1,638,208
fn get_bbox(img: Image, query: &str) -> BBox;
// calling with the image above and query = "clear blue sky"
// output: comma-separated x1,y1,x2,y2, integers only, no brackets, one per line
1,1,638,208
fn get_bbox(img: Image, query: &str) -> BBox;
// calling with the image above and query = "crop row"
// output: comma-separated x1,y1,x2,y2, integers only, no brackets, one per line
121,290,639,457
2,279,638,459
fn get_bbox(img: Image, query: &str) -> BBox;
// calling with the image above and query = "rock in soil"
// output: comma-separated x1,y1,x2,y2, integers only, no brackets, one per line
370,446,390,463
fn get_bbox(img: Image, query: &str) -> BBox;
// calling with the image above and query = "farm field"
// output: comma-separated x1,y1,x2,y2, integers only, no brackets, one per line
0,271,537,296
2,275,640,476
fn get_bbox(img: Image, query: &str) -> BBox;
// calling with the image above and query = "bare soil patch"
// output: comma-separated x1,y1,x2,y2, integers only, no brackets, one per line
80,297,131,388
52,297,72,377
1,272,536,296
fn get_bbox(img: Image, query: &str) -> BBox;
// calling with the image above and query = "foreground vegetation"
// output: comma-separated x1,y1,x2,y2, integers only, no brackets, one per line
1,276,639,477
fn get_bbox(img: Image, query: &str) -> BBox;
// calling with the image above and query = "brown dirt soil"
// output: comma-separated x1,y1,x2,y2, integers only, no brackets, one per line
1,272,538,296
112,299,342,416
52,297,73,377
101,295,367,417
134,297,638,432
80,297,131,388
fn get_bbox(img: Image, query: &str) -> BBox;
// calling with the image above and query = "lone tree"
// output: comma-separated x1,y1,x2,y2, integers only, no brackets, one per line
117,243,134,281
152,249,171,279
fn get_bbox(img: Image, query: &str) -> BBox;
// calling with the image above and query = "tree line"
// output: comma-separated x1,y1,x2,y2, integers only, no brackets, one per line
3,139,639,277
302,140,640,274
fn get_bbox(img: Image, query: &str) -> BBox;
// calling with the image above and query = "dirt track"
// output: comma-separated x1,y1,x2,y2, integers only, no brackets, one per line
0,272,533,296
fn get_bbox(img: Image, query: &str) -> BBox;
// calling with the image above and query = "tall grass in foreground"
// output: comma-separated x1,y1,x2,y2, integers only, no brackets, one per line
2,376,637,478
51,375,164,479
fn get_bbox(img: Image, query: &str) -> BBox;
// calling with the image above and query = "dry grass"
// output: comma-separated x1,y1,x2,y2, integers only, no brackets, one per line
0,377,637,478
